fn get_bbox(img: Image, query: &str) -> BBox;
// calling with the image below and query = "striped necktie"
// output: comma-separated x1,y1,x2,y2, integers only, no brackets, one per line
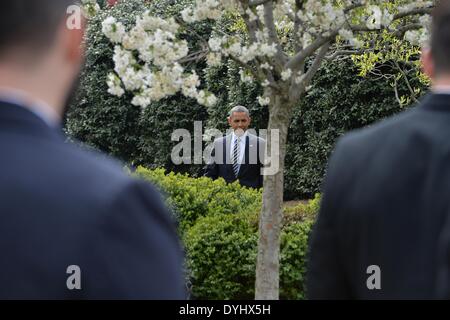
232,137,240,177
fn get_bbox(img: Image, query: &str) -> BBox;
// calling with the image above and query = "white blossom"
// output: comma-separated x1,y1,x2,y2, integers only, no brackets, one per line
197,90,218,107
257,96,270,106
131,93,151,108
106,73,125,97
381,10,394,27
261,62,273,70
208,37,223,51
281,69,292,81
239,69,254,83
245,8,258,22
404,29,429,46
81,0,100,18
206,52,222,67
295,72,305,85
366,5,382,30
260,43,278,57
102,17,126,44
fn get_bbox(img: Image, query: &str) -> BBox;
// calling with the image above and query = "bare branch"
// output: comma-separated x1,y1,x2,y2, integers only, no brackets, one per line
286,30,338,70
394,60,419,103
302,41,332,87
286,11,296,22
394,23,423,38
393,76,403,107
350,6,433,33
263,0,288,69
241,5,259,43
227,54,281,92
350,24,376,32
177,48,209,64
293,0,304,53
393,7,433,20
249,0,271,7
325,49,363,60
344,2,365,14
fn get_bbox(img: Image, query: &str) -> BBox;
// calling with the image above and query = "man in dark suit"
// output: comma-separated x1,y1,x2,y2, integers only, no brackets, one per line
307,0,450,299
0,1,185,299
205,106,265,189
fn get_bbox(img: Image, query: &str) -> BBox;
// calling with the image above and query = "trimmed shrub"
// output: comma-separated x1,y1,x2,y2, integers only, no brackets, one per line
135,167,262,234
183,199,318,299
185,212,259,299
136,167,320,299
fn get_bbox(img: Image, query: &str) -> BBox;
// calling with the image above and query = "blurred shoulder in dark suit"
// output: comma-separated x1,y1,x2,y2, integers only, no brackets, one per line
307,0,450,299
0,0,185,299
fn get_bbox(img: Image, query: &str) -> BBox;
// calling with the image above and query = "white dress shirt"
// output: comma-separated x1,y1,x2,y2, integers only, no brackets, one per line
231,131,247,170
433,85,450,95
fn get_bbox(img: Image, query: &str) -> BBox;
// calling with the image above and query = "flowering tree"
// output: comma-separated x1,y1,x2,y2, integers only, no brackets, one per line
97,0,433,299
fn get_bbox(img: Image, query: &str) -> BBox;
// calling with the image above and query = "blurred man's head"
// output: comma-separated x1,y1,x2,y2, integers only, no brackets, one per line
422,0,450,82
0,0,85,118
228,105,251,136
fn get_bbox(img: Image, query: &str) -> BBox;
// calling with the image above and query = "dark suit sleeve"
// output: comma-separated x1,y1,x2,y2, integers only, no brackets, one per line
307,138,352,299
88,179,186,299
204,141,219,180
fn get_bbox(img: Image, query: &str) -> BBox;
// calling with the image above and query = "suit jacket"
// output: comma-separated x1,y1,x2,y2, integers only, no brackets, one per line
205,133,265,189
307,93,450,299
0,101,185,299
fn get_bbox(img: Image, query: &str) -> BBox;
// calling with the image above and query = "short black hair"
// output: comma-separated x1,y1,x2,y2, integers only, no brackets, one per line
431,0,450,74
0,0,75,57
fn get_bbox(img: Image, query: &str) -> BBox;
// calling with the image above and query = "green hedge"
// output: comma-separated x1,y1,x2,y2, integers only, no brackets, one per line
136,167,320,299
67,0,426,200
67,0,212,176
135,167,262,234
184,195,318,299
284,60,426,199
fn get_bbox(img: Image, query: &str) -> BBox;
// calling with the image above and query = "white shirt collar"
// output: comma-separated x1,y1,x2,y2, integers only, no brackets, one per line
231,130,248,142
0,87,60,127
432,85,450,95
231,130,247,165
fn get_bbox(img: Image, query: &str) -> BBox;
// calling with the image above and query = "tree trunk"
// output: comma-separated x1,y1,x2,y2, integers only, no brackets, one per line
255,94,294,300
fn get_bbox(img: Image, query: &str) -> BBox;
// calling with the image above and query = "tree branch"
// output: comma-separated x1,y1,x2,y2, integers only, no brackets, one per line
393,7,433,20
325,49,363,60
350,6,433,33
394,60,419,103
302,41,332,87
286,30,338,70
264,0,287,69
241,4,259,43
394,23,423,38
249,0,272,7
293,0,304,53
344,2,365,14
393,76,403,107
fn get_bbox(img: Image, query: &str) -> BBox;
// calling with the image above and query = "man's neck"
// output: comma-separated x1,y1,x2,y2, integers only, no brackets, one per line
0,63,64,123
432,76,450,94
0,86,61,126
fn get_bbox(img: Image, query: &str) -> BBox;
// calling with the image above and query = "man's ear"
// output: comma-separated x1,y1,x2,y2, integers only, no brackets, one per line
421,47,434,80
227,116,232,125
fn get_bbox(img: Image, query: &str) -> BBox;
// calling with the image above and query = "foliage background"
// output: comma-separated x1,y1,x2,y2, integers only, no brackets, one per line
66,0,428,200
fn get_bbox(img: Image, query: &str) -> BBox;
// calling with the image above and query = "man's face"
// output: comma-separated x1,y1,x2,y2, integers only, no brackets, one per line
228,112,251,136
